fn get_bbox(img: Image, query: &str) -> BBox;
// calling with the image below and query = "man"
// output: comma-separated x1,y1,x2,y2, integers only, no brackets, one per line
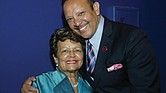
21,0,160,93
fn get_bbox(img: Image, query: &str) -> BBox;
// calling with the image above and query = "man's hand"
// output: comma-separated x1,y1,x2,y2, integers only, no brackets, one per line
21,76,38,93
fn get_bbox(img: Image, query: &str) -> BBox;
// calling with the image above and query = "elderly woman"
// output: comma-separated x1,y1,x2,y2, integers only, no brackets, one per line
32,28,92,93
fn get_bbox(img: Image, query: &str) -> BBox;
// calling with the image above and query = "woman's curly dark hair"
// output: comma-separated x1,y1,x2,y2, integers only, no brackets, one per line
50,27,85,57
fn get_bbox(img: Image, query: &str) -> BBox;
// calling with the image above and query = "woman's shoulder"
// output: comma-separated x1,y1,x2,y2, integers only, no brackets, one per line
36,70,57,79
32,70,61,92
35,70,66,84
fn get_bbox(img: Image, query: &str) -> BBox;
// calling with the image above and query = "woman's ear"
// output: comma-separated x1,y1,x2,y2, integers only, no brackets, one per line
93,2,100,16
52,54,58,64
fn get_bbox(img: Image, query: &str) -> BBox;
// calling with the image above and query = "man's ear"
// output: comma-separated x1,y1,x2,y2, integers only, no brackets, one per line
93,2,100,16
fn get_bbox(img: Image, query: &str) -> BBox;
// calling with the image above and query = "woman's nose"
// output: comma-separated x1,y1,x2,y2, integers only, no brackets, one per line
69,51,76,57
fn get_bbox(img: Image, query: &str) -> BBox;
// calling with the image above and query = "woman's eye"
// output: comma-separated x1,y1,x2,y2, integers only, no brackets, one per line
62,50,68,53
75,49,82,52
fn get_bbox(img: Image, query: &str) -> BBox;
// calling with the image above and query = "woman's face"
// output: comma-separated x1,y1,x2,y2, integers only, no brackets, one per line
55,39,84,73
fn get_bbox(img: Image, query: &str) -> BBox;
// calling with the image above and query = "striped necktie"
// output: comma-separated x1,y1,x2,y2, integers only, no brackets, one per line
86,40,96,76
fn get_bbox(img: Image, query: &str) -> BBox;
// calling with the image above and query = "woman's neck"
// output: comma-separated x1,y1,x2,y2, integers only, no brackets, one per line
67,72,78,93
67,72,78,83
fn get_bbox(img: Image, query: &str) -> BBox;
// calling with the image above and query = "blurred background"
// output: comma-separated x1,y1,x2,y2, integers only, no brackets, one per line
0,0,165,93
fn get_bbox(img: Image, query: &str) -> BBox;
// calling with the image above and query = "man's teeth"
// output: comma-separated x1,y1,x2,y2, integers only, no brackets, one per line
79,25,86,31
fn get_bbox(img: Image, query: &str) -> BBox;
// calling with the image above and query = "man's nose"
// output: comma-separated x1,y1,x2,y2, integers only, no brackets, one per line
74,17,82,26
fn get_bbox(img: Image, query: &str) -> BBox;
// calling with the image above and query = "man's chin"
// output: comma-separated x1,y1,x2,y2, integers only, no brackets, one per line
82,34,92,39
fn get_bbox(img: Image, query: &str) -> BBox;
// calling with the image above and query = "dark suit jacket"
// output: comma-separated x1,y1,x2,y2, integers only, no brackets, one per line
80,16,160,93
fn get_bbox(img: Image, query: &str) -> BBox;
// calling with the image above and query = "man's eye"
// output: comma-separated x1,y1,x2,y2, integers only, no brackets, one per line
66,18,73,22
78,11,85,16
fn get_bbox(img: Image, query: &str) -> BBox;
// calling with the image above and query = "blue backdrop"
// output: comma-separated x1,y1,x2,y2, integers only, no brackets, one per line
0,0,165,93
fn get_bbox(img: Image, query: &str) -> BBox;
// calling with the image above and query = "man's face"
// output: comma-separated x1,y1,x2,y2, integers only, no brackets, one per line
63,0,100,39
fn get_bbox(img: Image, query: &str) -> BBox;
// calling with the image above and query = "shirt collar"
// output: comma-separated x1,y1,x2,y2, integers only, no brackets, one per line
88,15,104,55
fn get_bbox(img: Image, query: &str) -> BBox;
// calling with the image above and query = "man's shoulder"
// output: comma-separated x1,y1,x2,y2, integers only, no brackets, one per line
103,16,139,31
104,17,146,41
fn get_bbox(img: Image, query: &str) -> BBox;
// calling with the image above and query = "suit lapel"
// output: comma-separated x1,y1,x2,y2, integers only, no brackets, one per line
93,17,113,87
79,17,114,88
